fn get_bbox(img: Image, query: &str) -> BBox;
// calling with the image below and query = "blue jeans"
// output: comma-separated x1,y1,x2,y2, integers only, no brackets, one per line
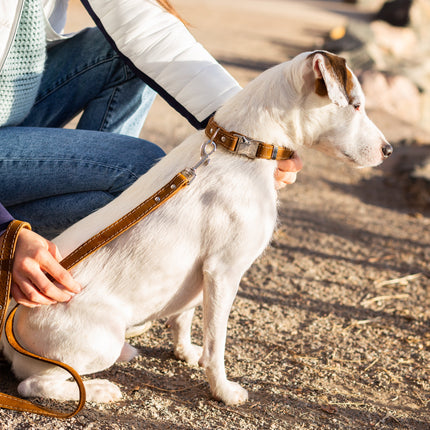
0,27,164,238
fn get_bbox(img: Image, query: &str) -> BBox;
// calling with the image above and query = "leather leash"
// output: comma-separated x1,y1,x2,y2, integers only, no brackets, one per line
0,118,294,418
0,170,193,418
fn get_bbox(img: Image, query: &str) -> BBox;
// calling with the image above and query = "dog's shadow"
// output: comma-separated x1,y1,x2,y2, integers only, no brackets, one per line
93,328,209,400
0,356,20,396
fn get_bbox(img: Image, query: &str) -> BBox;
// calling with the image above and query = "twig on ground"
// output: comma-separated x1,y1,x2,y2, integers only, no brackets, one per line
361,294,409,307
375,273,422,288
141,381,206,393
413,389,429,407
262,345,280,361
362,357,380,374
344,318,381,331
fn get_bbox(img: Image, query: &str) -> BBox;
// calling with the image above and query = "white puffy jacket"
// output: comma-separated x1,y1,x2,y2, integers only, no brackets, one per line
0,0,241,128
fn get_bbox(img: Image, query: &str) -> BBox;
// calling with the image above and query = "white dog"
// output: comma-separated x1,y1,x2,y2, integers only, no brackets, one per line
1,51,392,406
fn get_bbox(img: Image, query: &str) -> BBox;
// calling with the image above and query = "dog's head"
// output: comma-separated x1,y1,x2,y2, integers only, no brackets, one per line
293,50,392,167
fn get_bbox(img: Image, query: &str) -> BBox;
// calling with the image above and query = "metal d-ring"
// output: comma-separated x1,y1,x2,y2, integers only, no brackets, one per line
201,129,218,158
183,128,219,183
192,128,219,171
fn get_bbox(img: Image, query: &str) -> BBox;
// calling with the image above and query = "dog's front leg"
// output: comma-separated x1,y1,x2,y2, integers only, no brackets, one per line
199,270,248,405
167,308,202,366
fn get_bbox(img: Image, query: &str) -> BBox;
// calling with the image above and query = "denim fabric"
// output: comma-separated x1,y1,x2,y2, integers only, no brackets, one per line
0,27,164,238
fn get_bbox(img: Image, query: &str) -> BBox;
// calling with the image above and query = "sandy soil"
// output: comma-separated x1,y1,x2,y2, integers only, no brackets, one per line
1,1,429,429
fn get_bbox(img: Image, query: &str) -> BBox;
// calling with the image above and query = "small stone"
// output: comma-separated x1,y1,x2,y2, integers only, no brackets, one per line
370,20,418,59
360,70,421,124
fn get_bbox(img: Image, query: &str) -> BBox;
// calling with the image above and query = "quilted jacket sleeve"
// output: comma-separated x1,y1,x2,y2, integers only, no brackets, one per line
80,0,241,129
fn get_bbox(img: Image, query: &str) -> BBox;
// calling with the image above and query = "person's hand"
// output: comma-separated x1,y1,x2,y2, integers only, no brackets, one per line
0,228,81,307
275,153,303,190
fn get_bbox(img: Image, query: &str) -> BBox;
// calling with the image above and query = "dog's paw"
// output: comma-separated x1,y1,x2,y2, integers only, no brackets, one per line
174,343,203,366
18,376,82,401
85,379,122,402
212,381,248,406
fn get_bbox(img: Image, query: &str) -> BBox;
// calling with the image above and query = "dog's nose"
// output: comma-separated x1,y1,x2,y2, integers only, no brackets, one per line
382,142,393,158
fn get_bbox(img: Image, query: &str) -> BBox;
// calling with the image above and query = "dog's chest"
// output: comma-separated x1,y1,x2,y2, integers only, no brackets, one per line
188,158,278,259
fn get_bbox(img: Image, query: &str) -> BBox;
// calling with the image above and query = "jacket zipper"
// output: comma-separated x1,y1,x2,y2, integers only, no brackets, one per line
0,0,26,72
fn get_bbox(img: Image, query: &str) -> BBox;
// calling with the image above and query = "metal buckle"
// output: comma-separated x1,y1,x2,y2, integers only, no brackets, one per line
185,129,219,183
233,135,259,159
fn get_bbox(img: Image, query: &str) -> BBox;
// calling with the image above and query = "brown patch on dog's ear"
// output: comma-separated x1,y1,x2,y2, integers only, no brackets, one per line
345,68,354,101
308,51,354,106
315,77,328,97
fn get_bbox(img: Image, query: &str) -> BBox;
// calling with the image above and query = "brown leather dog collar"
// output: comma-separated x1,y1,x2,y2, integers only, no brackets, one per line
205,117,295,161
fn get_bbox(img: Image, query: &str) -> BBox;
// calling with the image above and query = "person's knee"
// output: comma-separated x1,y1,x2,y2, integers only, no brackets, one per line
109,139,166,196
132,141,166,177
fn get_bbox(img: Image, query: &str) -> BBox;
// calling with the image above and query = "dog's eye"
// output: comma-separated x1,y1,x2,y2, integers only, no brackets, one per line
353,104,361,111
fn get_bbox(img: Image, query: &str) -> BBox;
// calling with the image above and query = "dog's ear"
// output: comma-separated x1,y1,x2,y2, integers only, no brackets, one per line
309,51,353,107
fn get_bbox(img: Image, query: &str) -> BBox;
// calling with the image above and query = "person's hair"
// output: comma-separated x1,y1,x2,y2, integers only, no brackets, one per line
156,0,186,24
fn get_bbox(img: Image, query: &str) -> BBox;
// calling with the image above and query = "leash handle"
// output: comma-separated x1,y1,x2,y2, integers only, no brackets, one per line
0,220,85,418
0,220,30,335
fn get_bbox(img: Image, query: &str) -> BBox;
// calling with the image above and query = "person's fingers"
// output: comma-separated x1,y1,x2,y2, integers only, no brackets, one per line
277,153,303,173
47,239,62,261
275,154,303,189
13,245,78,303
275,172,298,190
26,257,77,303
9,229,81,307
39,247,81,295
11,282,39,307
278,171,298,184
11,279,55,307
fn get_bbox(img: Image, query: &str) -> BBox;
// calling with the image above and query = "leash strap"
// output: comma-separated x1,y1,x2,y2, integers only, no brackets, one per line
59,170,193,271
0,169,193,418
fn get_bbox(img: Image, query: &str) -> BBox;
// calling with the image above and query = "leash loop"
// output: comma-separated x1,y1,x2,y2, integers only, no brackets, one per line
0,220,86,418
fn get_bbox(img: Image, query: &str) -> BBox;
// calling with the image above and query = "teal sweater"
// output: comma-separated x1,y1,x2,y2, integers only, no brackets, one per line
0,0,46,127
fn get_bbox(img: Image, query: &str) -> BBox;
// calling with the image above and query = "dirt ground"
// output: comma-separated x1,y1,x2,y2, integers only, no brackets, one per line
1,1,429,429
